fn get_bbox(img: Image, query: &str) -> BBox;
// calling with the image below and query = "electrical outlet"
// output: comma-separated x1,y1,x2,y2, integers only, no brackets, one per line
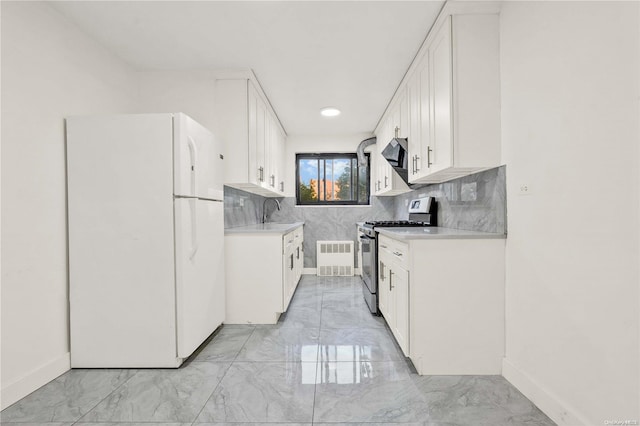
518,184,532,195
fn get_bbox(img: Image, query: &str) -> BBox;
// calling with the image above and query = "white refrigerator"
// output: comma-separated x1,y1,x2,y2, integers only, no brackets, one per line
66,113,225,367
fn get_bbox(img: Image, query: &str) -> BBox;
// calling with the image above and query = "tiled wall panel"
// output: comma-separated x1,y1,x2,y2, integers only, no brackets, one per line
224,166,506,267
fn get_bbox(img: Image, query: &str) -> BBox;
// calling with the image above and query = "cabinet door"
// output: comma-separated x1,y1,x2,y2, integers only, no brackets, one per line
265,116,275,190
374,119,386,195
407,70,421,182
275,127,286,194
378,256,391,319
294,234,303,285
298,243,303,281
399,88,409,140
247,83,260,185
390,95,402,139
391,265,410,356
377,242,395,321
267,115,284,192
283,248,295,310
415,54,431,180
255,94,268,186
378,116,393,193
429,16,453,175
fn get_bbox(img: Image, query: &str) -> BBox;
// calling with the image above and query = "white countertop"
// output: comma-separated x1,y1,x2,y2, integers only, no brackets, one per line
225,222,304,235
376,226,506,240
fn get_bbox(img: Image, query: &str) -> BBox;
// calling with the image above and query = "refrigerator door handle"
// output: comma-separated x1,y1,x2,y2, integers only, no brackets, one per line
187,136,198,196
188,198,199,260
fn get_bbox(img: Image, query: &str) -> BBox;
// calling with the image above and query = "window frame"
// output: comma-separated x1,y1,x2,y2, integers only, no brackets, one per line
295,152,370,206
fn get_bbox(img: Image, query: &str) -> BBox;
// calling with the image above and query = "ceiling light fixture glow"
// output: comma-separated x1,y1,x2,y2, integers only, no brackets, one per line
320,107,341,117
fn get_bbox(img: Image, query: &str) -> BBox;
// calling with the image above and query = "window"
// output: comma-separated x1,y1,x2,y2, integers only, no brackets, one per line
296,153,370,205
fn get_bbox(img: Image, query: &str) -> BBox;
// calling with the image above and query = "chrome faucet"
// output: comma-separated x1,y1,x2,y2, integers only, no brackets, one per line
262,198,281,223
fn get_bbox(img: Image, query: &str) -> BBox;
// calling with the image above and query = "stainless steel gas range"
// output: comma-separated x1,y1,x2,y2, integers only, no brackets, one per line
357,197,438,315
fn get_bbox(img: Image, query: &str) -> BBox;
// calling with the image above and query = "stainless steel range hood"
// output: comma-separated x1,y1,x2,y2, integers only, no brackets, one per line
381,137,410,186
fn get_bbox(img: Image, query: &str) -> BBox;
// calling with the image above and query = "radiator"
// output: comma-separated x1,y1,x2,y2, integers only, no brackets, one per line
316,241,354,277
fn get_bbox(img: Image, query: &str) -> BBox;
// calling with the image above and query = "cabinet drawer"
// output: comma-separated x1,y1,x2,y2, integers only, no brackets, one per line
283,230,295,253
379,235,409,269
378,235,396,255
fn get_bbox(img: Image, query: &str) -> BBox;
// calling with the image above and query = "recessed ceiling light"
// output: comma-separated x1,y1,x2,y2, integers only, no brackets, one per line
320,107,341,117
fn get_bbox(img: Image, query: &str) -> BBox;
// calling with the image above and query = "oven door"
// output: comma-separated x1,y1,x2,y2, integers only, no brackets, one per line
359,232,378,314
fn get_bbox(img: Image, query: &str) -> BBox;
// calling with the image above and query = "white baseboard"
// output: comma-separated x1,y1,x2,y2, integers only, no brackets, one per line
1,352,71,410
502,358,589,426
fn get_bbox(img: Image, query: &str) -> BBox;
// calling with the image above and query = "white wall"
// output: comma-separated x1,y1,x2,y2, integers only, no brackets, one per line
137,70,217,140
284,133,374,197
1,1,138,408
499,2,640,424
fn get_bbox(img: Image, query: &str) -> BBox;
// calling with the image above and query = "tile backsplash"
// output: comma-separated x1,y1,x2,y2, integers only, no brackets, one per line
269,197,395,269
224,186,265,228
393,166,506,234
224,165,506,268
224,187,394,268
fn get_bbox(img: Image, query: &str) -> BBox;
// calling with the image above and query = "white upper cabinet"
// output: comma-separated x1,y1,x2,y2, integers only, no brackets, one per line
428,16,454,178
214,73,286,197
374,90,410,196
378,11,501,185
407,68,424,180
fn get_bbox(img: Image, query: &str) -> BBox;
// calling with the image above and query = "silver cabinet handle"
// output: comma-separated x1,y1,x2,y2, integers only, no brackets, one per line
415,155,420,172
412,155,416,174
427,147,433,168
270,174,275,187
393,251,403,257
296,247,300,259
384,175,388,188
280,181,284,192
258,166,265,182
389,270,394,290
380,244,388,249
379,261,385,280
290,253,294,270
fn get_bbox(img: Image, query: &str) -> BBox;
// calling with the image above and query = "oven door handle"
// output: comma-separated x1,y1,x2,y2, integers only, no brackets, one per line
359,235,374,242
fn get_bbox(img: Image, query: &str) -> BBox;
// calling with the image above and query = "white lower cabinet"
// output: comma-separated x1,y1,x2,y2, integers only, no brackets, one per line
378,233,505,375
378,235,410,356
390,265,410,356
283,227,304,309
294,227,304,284
225,224,303,324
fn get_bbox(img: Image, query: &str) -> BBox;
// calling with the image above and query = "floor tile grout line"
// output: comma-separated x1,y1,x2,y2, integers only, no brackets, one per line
311,277,325,425
189,324,257,424
231,325,257,363
3,276,556,426
311,342,320,426
189,360,233,424
70,368,141,426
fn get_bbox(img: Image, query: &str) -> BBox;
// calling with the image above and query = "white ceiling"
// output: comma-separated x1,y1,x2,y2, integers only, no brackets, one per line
50,1,444,136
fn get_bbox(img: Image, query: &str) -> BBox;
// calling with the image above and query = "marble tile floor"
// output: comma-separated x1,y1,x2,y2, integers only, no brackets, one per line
1,275,555,426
